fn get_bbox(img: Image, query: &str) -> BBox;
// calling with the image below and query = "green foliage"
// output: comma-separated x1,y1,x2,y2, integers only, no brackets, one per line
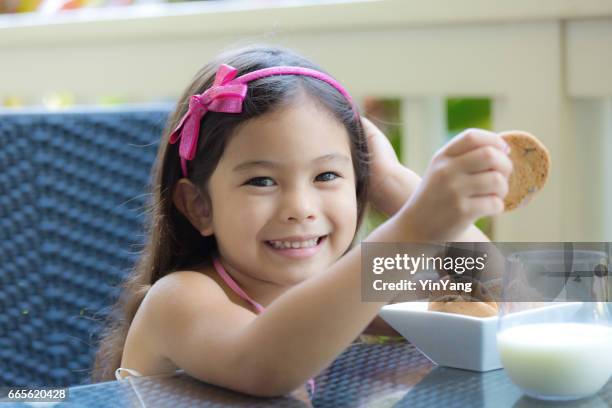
447,98,491,135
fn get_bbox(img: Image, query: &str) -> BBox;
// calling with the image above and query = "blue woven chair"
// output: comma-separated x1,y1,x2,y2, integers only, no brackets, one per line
0,106,170,387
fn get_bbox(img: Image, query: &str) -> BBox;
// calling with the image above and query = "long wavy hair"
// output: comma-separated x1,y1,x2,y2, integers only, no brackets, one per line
91,44,370,382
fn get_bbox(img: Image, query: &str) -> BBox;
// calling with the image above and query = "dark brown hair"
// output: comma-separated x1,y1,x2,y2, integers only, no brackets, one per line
91,44,370,382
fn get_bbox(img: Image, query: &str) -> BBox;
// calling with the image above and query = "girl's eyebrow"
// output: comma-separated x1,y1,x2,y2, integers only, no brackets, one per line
232,153,350,172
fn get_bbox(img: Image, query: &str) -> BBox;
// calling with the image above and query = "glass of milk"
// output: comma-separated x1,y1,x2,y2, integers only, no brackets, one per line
497,249,612,401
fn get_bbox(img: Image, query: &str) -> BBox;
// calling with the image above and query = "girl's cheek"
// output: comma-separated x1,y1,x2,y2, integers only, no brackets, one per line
235,197,275,222
329,192,358,230
336,187,359,214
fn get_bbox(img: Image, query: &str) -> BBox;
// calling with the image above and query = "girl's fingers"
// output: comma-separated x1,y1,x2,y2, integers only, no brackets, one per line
444,129,510,157
452,146,514,178
467,195,506,217
361,117,387,146
361,117,378,136
463,171,509,199
361,117,374,144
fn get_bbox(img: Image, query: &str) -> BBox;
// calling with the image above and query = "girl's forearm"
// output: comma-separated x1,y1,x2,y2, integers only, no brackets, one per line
236,214,415,396
370,165,421,217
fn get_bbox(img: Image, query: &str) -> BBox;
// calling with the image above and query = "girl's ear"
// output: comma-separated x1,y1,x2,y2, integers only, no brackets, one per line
172,179,214,236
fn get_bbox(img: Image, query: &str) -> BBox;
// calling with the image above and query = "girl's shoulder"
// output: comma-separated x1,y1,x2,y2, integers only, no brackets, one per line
154,266,217,290
144,264,256,323
147,266,227,310
123,266,258,379
136,265,255,350
130,270,226,338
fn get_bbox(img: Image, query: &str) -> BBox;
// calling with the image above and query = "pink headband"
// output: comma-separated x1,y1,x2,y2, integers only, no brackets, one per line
169,64,357,177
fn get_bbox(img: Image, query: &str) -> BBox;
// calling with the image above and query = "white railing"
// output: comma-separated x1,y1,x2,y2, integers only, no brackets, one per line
1,0,611,241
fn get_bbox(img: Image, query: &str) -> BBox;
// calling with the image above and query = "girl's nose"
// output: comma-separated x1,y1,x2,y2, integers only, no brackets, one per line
279,187,317,223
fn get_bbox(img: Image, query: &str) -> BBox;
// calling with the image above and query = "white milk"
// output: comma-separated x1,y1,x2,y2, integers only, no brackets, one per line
497,323,612,399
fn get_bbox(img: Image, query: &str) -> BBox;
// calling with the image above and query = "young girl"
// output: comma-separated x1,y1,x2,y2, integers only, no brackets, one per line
92,44,512,397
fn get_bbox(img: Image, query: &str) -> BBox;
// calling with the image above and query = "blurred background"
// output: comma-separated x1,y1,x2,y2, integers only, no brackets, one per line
1,0,611,389
1,0,612,241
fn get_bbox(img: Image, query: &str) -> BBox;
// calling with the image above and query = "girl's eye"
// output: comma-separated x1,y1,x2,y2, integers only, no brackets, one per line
245,172,340,187
316,172,340,182
245,177,275,187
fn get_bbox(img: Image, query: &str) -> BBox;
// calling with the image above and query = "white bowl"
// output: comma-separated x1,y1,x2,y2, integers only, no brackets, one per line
379,302,584,372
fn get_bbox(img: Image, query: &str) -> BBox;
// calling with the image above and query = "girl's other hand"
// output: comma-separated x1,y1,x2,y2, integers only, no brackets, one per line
400,128,513,242
361,117,403,206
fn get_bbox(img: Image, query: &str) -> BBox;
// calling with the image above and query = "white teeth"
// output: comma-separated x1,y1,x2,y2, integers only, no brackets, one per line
268,237,320,249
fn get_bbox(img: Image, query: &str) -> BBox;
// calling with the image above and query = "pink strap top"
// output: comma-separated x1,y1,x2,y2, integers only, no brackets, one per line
212,257,316,396
213,258,265,314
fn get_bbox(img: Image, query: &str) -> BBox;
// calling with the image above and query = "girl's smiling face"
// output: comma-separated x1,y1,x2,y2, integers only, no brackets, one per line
205,94,358,285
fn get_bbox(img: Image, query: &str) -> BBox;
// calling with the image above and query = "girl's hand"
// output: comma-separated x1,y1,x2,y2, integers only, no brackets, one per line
361,117,403,208
400,129,513,242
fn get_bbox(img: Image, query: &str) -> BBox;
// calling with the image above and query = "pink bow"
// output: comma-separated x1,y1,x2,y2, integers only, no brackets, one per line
169,64,247,176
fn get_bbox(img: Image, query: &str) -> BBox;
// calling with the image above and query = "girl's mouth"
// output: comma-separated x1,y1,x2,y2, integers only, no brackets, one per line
265,235,327,259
